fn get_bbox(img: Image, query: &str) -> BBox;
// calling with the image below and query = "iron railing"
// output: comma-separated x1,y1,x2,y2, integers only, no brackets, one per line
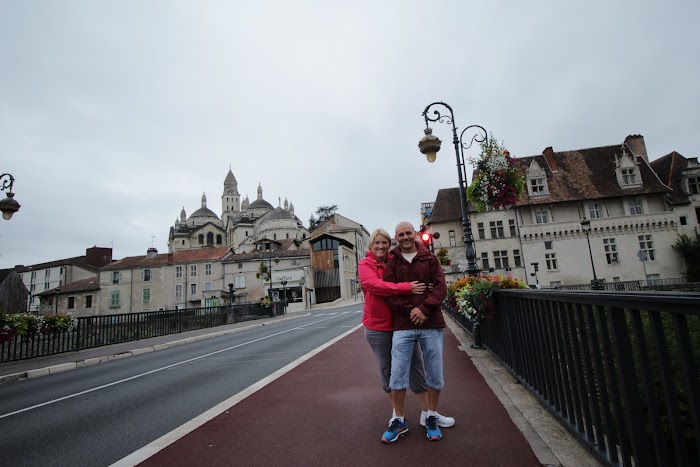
0,302,284,363
448,290,700,467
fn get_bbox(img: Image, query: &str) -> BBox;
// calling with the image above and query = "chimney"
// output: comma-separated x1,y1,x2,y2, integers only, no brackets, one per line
146,247,158,259
86,247,113,267
624,135,648,163
542,147,558,172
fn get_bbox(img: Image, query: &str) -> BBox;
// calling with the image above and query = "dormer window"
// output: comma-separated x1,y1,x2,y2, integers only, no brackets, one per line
621,168,637,184
526,161,549,197
616,152,642,188
687,176,700,194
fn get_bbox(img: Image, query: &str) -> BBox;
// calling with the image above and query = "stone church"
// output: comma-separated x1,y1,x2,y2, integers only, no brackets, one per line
168,168,309,253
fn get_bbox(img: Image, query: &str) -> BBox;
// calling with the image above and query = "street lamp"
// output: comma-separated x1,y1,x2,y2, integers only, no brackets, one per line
266,248,280,298
580,219,604,290
420,102,486,277
0,173,21,220
228,283,235,306
281,280,287,312
530,262,539,288
54,287,60,314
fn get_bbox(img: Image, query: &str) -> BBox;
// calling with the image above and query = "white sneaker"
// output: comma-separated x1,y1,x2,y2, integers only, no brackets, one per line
420,411,455,428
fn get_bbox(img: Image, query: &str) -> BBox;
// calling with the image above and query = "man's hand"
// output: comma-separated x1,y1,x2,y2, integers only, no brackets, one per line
410,281,426,294
409,307,428,326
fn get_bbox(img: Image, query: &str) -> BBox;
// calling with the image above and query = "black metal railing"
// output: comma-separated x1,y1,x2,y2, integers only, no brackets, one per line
454,290,700,467
0,302,284,363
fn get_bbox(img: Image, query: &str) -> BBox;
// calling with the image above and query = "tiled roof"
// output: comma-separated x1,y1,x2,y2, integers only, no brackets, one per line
38,276,100,296
650,151,689,205
512,144,671,206
102,247,231,271
14,256,101,274
427,188,461,223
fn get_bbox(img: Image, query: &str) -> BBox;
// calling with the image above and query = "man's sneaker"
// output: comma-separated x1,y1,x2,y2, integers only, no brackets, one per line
425,415,442,441
420,411,455,428
381,418,409,443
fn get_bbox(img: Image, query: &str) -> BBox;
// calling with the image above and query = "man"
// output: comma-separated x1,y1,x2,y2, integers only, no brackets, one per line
382,221,449,442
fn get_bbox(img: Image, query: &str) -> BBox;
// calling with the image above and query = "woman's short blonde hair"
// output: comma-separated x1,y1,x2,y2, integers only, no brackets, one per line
368,228,392,252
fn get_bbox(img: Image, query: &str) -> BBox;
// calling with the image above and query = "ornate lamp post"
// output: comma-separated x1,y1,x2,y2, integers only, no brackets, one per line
268,250,280,298
419,102,486,277
281,280,288,312
580,219,604,290
420,102,487,349
228,283,236,306
0,173,21,220
54,287,60,314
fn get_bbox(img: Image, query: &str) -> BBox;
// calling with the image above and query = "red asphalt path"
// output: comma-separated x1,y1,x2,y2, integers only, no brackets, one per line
138,326,541,467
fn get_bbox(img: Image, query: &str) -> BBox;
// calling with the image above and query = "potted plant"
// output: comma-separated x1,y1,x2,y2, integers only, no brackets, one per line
455,274,527,321
466,134,525,212
437,247,451,266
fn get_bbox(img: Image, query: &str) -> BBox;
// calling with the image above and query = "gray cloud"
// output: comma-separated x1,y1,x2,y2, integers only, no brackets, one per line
1,0,698,267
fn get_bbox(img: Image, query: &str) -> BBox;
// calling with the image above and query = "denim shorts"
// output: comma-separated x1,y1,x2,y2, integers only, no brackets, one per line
390,328,444,391
364,328,427,394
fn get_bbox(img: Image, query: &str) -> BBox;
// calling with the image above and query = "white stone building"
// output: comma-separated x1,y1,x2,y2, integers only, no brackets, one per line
168,168,309,254
423,135,698,288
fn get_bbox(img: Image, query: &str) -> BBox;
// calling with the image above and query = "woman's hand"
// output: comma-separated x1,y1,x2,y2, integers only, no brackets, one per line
410,281,427,294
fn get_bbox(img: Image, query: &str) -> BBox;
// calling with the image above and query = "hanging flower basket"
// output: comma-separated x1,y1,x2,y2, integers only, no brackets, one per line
466,134,525,212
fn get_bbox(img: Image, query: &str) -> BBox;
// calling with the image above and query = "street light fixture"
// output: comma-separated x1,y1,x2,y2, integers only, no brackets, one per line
420,102,486,277
580,219,604,290
281,280,287,311
0,173,21,220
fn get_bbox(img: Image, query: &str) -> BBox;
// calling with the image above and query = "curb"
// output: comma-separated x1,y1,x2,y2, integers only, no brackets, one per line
0,313,309,385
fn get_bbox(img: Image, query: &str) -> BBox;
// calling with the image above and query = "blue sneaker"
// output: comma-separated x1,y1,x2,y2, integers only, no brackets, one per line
425,415,442,441
381,418,409,443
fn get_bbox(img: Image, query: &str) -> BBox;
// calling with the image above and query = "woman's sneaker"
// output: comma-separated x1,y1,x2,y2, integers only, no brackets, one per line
420,411,455,428
425,415,442,441
381,418,409,443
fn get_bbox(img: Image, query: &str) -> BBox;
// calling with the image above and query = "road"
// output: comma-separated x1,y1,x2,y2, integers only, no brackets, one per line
0,306,363,467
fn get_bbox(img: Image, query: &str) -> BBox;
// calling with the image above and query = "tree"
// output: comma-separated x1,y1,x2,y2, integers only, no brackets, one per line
671,233,700,281
308,204,338,230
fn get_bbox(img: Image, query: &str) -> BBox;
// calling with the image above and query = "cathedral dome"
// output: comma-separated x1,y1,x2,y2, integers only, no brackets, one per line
248,198,274,210
190,206,220,220
259,207,295,222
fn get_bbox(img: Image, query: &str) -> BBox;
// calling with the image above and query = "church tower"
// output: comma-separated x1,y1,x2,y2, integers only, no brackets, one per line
222,166,240,217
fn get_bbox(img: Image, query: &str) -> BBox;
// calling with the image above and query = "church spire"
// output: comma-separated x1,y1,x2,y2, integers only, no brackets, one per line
257,183,263,199
201,192,207,208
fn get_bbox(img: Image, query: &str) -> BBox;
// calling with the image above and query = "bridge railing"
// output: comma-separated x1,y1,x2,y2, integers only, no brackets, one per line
452,290,700,467
0,302,285,363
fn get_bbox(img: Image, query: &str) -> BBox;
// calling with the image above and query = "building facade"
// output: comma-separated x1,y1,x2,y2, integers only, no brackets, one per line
168,168,310,254
423,135,697,287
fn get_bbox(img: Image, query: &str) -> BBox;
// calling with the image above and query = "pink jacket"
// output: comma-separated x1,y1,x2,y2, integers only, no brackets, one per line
358,251,413,331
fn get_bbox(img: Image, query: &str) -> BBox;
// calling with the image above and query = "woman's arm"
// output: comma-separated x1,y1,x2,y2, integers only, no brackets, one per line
358,260,414,297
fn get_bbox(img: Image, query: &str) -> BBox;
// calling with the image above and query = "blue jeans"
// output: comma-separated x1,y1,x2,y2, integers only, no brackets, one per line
390,328,444,391
364,328,427,394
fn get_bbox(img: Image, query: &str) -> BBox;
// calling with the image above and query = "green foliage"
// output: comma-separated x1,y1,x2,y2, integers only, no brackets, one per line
437,247,450,265
671,233,700,281
308,204,338,230
0,313,77,341
453,274,527,321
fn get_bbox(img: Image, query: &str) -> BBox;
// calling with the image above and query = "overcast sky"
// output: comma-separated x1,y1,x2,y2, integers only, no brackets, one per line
1,1,698,268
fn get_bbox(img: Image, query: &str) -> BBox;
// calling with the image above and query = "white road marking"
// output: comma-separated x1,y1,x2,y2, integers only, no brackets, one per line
0,313,356,420
111,322,363,467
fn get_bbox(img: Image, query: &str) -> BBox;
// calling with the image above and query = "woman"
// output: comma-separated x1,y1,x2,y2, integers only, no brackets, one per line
359,228,454,443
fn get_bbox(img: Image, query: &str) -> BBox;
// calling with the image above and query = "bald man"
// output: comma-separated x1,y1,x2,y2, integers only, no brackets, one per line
381,221,448,442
